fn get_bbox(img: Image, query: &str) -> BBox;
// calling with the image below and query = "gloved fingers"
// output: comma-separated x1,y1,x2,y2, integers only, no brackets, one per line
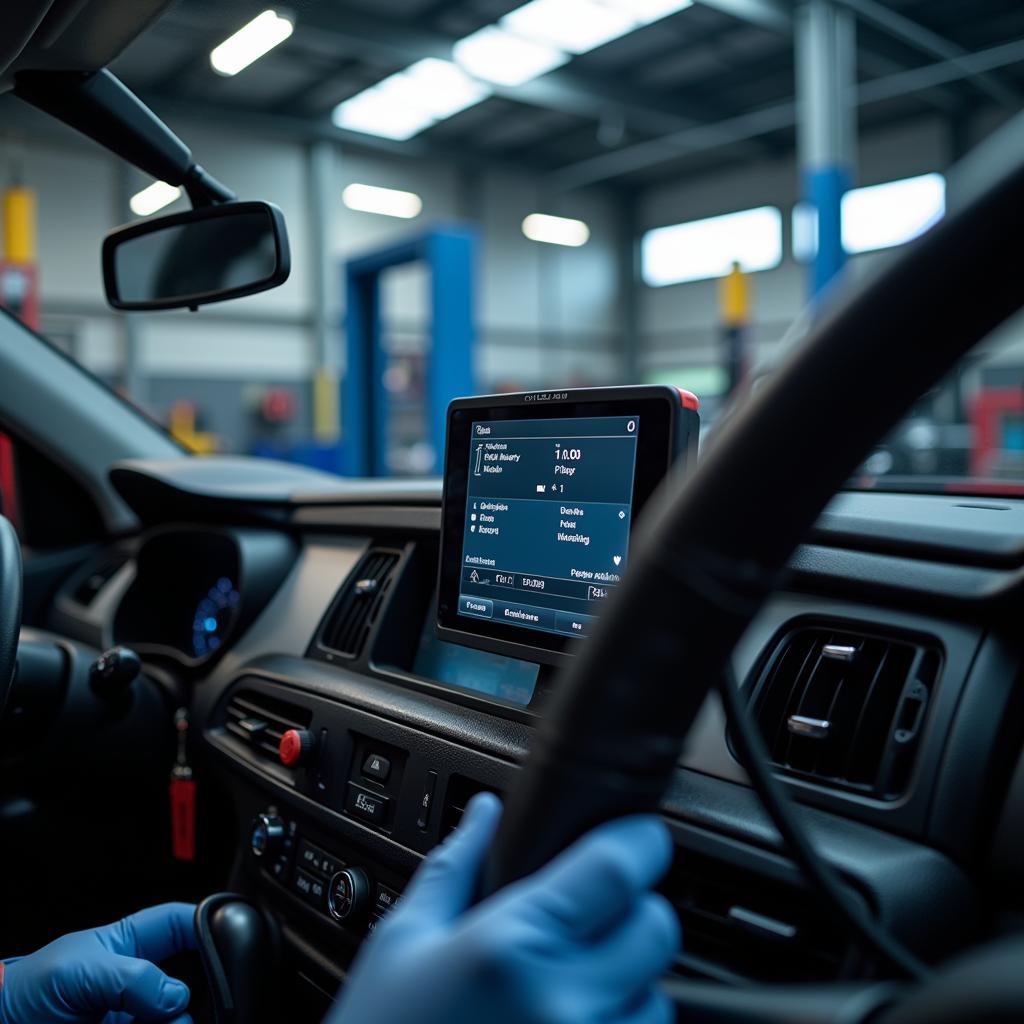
97,903,197,961
102,1014,193,1024
399,792,503,924
84,953,191,1021
612,989,677,1024
521,816,674,939
576,893,681,995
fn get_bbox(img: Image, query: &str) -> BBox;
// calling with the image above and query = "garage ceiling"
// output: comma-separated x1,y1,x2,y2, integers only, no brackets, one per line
108,0,1024,190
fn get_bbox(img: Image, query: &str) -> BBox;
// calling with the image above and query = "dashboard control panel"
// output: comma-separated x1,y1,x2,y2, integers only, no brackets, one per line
212,674,511,857
250,808,404,937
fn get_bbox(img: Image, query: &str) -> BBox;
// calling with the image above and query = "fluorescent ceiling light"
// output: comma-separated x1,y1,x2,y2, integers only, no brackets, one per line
502,0,636,54
842,172,945,254
522,213,590,246
343,183,423,219
792,173,945,260
210,10,294,76
605,0,693,25
393,59,491,118
454,26,568,87
130,181,182,216
642,206,782,286
333,58,489,140
333,88,436,141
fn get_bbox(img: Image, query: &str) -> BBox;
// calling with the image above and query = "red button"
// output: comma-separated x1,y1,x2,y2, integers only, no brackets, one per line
279,729,308,767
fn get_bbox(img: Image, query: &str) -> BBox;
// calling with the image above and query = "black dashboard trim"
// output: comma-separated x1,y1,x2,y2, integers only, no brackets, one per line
202,665,978,969
662,772,977,963
811,493,1024,568
210,655,533,763
687,592,985,853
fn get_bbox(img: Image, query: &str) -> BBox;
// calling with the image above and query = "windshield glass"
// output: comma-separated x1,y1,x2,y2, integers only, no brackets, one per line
4,1,1023,494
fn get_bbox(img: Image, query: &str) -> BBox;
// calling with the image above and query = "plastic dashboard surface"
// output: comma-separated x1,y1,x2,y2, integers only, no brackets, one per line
43,479,1024,985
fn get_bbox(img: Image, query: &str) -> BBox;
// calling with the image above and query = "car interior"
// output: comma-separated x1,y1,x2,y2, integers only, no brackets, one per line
2,1,1024,1022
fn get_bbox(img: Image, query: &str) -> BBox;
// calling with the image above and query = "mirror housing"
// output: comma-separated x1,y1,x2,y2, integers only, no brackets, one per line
102,200,290,311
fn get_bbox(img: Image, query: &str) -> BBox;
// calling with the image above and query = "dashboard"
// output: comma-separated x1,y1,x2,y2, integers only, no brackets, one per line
41,393,1024,1013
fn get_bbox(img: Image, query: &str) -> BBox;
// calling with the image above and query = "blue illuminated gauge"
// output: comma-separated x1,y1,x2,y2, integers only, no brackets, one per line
191,577,241,658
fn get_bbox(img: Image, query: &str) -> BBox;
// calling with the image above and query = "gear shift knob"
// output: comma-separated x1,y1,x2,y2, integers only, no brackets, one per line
195,894,281,1024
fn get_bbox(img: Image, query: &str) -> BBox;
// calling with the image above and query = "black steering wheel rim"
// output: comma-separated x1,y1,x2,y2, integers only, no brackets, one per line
484,113,1024,903
0,513,22,719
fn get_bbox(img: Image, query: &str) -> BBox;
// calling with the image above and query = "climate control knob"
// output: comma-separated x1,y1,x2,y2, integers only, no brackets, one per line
250,813,285,858
328,867,370,923
279,728,315,768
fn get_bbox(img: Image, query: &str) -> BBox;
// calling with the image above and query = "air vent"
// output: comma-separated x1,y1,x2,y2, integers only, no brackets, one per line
319,549,401,659
663,852,856,983
73,553,129,605
224,690,311,763
747,624,940,799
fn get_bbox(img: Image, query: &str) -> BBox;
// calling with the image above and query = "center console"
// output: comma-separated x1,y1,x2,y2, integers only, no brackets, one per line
202,387,700,1005
194,386,977,1012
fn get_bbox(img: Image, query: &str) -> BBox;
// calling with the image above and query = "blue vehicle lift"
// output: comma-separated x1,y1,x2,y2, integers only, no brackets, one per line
343,226,477,477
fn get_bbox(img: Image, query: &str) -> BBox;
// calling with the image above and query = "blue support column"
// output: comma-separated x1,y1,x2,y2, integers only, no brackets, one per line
343,266,386,476
343,227,477,477
796,0,856,299
427,230,476,471
804,164,852,296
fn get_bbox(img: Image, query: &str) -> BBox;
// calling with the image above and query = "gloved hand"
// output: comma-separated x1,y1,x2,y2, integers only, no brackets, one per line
0,902,197,1024
329,793,680,1024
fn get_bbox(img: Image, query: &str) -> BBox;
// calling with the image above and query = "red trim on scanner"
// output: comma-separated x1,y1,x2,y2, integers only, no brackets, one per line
1,959,6,990
676,388,700,411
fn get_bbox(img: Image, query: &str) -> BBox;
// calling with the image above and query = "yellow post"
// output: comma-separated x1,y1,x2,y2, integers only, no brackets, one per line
2,187,37,264
312,367,341,444
719,261,751,396
720,261,750,327
168,400,219,454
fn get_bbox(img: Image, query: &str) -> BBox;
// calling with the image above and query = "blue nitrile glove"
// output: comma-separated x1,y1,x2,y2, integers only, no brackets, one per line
0,902,197,1024
329,793,680,1024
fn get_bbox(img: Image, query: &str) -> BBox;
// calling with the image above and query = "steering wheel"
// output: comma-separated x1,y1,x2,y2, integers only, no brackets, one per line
0,513,22,719
483,112,1024,1019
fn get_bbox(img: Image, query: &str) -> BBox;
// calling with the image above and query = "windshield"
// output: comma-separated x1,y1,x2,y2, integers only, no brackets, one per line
4,1,1023,494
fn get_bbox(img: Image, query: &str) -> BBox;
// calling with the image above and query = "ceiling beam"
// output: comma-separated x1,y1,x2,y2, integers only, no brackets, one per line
692,0,974,119
135,90,559,179
291,4,778,153
856,35,1024,107
695,0,792,33
834,0,1021,108
547,34,1024,189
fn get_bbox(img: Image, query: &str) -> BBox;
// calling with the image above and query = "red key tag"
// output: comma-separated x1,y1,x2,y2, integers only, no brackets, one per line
170,708,196,862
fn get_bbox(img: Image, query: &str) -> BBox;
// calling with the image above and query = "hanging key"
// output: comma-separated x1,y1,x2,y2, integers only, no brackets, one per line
169,707,196,862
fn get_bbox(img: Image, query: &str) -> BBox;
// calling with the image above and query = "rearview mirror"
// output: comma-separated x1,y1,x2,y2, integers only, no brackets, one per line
102,200,290,311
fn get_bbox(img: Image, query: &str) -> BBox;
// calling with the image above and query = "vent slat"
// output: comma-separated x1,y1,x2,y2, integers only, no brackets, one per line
663,851,854,983
224,690,311,763
749,624,939,800
319,549,401,659
766,636,817,759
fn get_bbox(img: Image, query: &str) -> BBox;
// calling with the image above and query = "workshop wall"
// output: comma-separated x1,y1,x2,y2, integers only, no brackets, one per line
6,96,1018,459
4,111,623,453
636,117,954,378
